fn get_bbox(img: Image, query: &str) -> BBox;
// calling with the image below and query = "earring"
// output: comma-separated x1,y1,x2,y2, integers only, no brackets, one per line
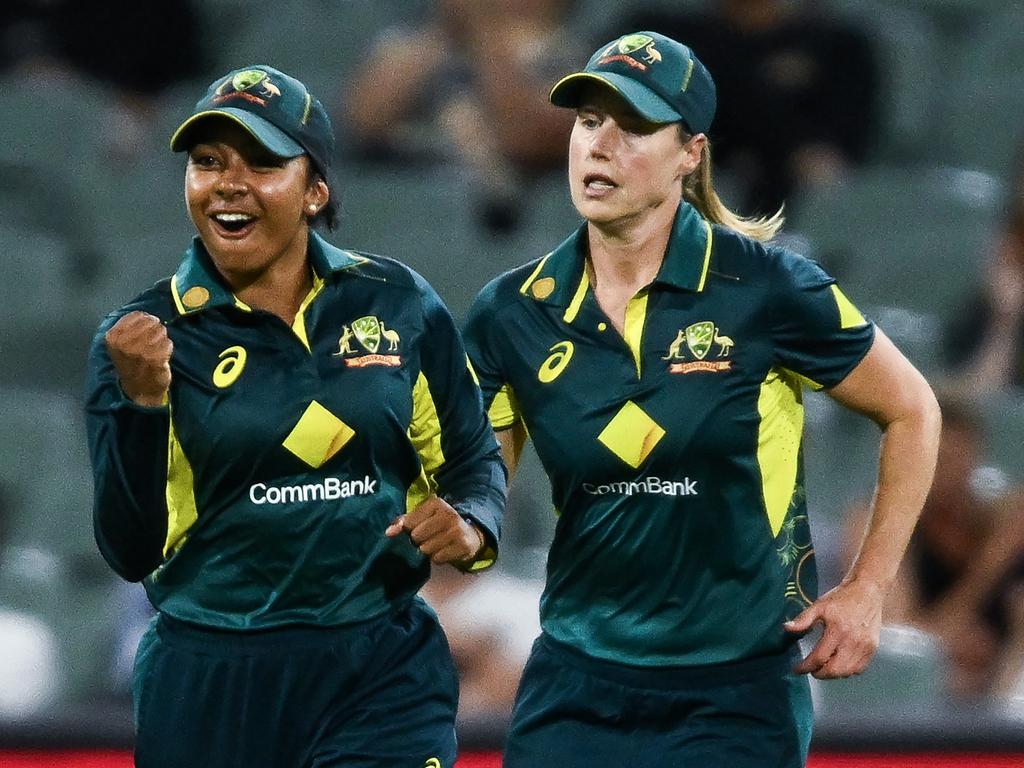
308,204,318,214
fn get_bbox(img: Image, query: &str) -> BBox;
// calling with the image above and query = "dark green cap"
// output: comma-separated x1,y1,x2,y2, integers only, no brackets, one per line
170,65,334,184
550,32,716,134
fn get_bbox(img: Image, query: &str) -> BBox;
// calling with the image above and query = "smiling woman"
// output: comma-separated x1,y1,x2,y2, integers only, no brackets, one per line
84,65,506,768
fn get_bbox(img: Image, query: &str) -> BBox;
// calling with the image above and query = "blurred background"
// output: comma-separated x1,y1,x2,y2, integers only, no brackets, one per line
2,0,1024,764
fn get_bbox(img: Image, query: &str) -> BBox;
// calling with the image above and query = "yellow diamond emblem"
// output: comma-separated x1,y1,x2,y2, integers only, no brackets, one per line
282,400,355,468
597,401,665,468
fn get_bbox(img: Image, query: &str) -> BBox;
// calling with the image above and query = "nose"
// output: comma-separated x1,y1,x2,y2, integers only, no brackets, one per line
214,160,249,198
588,121,617,159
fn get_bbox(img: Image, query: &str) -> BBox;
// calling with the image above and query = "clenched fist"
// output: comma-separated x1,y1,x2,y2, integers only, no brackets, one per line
385,496,486,567
105,311,173,407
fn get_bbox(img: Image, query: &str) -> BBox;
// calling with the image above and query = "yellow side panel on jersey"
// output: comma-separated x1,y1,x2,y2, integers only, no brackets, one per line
756,369,804,538
831,285,867,329
406,371,446,512
164,419,198,558
488,383,520,430
623,292,649,377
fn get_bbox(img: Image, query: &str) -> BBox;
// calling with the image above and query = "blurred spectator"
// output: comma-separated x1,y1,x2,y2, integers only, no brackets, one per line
947,140,1024,394
0,484,60,720
842,396,1024,699
1,0,206,159
344,0,580,233
608,0,880,216
422,565,541,721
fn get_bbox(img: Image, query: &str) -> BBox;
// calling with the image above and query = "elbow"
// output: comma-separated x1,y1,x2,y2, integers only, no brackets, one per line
94,518,163,583
916,383,943,444
96,540,160,583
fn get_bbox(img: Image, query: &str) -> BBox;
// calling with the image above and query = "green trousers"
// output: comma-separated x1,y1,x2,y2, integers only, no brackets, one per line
504,634,813,768
132,599,458,768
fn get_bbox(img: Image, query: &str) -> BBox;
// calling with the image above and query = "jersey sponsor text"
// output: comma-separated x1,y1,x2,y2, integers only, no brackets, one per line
582,476,698,497
249,475,378,505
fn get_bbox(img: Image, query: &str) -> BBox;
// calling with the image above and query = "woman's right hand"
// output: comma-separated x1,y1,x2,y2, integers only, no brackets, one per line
105,311,173,407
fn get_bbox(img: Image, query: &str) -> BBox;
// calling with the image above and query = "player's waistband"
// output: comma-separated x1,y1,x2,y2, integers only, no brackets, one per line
155,602,420,653
537,632,797,689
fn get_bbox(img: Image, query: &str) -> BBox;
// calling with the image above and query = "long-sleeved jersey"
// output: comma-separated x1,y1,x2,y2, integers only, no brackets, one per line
87,232,505,630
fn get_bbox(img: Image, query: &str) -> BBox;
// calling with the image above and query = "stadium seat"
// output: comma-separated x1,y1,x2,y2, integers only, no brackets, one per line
975,391,1024,485
938,8,1024,175
828,2,941,164
787,166,1002,377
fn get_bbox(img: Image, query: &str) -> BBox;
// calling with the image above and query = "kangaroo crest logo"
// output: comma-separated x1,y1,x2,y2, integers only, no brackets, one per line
664,321,734,374
599,33,661,71
213,69,281,106
616,33,662,64
335,316,401,368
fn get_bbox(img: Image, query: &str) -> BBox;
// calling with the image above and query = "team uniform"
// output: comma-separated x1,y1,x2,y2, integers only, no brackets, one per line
463,201,874,767
86,231,505,768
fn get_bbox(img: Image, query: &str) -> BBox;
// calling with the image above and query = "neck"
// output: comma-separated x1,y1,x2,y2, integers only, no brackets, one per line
228,229,314,325
586,198,678,294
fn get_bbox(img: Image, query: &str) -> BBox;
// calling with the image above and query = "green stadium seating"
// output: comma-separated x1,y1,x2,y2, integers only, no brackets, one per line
787,166,1002,378
939,9,1024,175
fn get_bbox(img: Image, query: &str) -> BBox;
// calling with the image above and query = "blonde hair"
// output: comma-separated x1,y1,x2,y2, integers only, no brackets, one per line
682,139,785,243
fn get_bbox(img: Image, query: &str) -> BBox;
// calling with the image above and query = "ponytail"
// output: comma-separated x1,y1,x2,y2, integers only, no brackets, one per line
682,137,784,243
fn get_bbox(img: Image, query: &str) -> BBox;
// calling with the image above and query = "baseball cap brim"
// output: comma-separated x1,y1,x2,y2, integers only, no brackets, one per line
549,72,683,125
169,107,305,158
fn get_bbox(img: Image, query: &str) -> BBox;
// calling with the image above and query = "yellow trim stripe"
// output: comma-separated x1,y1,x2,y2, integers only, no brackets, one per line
831,285,867,329
562,269,590,323
487,384,519,430
681,58,695,92
302,93,312,124
164,417,199,557
550,73,627,104
519,254,552,295
466,357,480,386
622,292,649,378
170,275,187,315
291,274,325,352
170,111,280,152
696,221,713,292
756,369,804,538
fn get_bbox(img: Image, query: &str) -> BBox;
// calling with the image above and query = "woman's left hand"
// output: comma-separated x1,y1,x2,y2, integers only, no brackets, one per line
385,496,485,566
784,578,885,679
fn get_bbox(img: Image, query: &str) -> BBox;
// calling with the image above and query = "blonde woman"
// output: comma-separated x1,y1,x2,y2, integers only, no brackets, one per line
464,32,940,768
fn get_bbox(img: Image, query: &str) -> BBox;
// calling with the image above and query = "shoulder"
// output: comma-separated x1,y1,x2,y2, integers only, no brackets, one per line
338,250,424,292
94,278,176,336
710,226,832,289
468,257,547,320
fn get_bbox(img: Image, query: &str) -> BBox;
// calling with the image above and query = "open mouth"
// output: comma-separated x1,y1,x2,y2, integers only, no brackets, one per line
211,212,257,234
583,173,617,192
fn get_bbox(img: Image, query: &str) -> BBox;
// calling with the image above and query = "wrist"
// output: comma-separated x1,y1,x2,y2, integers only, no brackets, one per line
464,517,486,559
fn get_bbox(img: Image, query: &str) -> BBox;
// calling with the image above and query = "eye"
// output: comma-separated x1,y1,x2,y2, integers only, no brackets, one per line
188,151,219,168
577,112,600,130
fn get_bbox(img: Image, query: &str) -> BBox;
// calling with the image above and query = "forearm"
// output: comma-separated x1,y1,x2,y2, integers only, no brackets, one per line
846,404,941,592
89,400,171,581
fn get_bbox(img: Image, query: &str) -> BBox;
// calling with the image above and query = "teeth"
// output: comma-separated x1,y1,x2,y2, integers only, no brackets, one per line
588,179,614,189
214,213,254,223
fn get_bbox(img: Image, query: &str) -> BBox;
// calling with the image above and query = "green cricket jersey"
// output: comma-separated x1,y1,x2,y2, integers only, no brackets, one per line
87,232,505,630
464,201,874,667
